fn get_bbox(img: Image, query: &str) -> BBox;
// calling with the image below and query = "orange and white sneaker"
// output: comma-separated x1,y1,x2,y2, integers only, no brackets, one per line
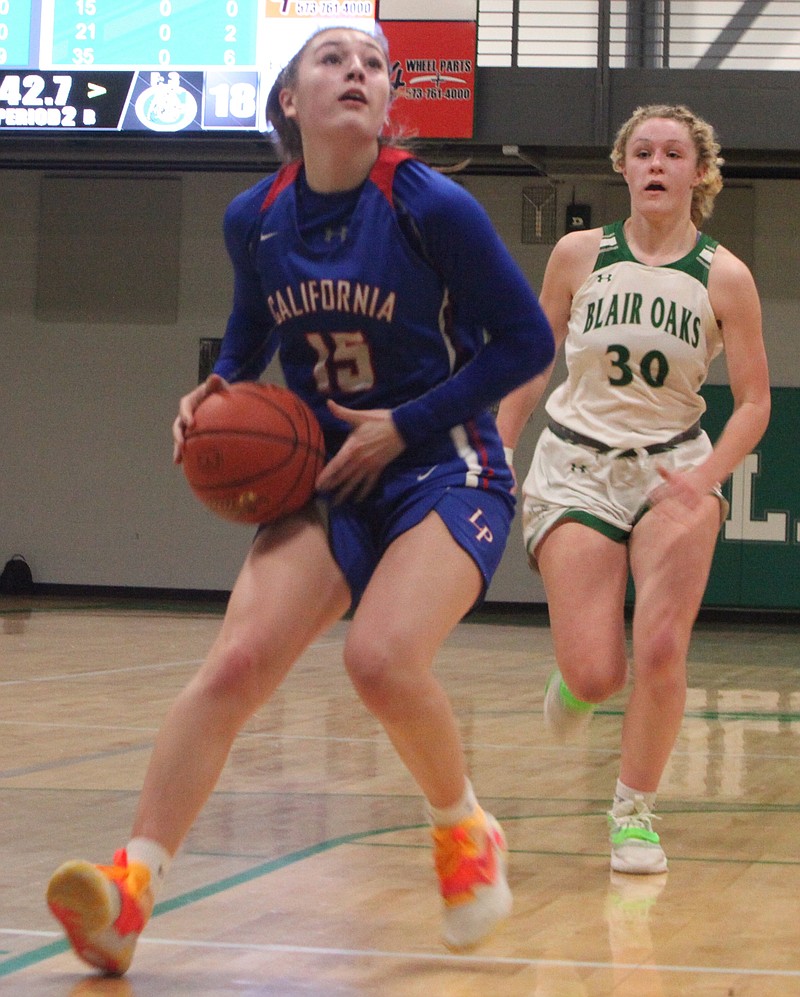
46,849,153,975
432,808,512,951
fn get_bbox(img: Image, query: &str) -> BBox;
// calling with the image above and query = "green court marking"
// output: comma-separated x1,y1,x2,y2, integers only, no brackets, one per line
362,838,800,867
579,707,800,723
0,822,415,978
154,823,413,916
0,940,69,975
683,709,800,721
4,798,800,978
497,706,800,722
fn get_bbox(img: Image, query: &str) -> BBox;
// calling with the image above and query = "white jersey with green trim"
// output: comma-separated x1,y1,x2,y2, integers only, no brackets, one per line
545,220,723,449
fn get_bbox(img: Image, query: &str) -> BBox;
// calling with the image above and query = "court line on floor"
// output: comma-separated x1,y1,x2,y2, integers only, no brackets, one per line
0,826,409,977
0,659,205,687
2,720,797,778
3,928,799,981
4,818,800,981
0,634,348,690
0,741,155,779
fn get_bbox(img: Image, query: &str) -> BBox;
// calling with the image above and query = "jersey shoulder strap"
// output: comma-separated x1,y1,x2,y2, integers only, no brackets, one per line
666,232,719,287
259,159,302,213
593,220,632,272
593,220,719,287
368,145,415,206
258,146,414,216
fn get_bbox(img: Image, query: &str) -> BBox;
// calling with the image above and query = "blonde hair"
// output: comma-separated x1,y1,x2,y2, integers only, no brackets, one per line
610,104,724,226
265,24,395,162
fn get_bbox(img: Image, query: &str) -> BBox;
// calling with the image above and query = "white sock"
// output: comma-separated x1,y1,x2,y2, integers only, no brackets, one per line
126,837,172,898
427,779,479,827
614,778,656,810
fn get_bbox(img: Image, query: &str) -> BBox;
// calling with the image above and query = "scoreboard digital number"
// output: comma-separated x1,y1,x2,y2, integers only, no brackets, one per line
0,0,376,133
0,71,129,128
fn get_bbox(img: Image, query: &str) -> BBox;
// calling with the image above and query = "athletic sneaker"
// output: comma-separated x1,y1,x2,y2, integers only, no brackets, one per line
46,849,153,975
432,807,512,951
608,795,668,874
542,669,595,741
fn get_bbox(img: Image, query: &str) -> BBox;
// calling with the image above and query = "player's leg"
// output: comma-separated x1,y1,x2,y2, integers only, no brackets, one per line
47,506,350,974
346,509,480,805
132,508,349,851
536,521,630,739
521,429,631,739
609,492,721,874
344,508,509,950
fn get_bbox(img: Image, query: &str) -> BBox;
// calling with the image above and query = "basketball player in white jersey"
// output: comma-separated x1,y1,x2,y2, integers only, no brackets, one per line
497,105,770,875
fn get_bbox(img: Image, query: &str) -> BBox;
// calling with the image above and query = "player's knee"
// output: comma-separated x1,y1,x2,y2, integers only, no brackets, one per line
563,659,627,703
636,619,686,685
193,641,267,714
344,630,404,713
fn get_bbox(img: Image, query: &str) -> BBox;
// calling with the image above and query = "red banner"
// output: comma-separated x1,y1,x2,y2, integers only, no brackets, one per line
381,21,476,139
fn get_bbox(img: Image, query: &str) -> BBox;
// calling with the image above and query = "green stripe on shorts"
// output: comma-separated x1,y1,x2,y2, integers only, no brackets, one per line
555,509,629,543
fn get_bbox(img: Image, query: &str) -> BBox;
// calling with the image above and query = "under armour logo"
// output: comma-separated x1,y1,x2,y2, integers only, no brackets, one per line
570,462,588,473
596,273,613,282
469,509,494,542
325,225,348,243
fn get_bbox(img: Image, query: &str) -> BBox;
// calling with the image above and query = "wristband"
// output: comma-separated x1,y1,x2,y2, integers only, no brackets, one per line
503,446,514,466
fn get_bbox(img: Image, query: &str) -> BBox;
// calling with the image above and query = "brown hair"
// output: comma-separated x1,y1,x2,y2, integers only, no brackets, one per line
610,104,724,226
265,25,396,163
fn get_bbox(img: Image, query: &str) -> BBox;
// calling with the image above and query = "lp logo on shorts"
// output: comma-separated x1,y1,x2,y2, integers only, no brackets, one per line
469,509,494,543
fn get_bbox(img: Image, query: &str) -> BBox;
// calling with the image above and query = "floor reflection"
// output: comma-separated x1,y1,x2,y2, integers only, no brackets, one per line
605,871,668,995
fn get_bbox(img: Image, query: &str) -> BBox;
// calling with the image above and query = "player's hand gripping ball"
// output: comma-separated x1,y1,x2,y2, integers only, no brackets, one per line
182,382,326,525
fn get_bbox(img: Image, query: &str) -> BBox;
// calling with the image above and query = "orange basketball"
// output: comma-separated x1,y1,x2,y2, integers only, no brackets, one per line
182,382,326,525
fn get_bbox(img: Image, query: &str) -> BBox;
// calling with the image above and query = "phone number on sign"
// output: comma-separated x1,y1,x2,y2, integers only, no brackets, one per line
400,88,472,101
285,1,373,14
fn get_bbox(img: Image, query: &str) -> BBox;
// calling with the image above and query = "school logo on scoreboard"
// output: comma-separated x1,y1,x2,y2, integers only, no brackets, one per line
133,71,199,132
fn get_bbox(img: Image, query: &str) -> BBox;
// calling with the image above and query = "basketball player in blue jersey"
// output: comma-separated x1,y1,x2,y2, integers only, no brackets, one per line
46,25,554,974
497,105,770,876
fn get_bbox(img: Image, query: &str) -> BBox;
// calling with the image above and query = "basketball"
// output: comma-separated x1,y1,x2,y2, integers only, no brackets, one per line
182,382,326,525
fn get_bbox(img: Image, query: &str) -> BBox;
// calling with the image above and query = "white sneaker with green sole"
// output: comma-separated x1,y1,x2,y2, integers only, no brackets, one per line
608,795,668,874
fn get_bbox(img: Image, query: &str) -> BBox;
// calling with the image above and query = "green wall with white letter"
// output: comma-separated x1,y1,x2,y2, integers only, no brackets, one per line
702,386,799,609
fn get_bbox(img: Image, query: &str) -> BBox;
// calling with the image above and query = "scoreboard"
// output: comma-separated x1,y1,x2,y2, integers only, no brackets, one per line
0,0,376,132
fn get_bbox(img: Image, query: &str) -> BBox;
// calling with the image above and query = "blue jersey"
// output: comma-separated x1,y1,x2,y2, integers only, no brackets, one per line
215,145,553,487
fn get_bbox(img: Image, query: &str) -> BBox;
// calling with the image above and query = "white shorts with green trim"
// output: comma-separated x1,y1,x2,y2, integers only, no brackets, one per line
521,425,728,566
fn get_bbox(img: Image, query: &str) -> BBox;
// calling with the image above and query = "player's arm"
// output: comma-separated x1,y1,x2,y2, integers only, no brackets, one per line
213,187,278,384
669,247,770,499
391,173,555,447
174,185,276,463
495,227,600,452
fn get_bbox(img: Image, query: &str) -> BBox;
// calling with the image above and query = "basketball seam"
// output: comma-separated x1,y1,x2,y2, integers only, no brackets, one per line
183,381,325,524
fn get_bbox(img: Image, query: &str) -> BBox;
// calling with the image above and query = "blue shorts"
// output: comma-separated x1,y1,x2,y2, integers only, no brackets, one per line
327,462,515,609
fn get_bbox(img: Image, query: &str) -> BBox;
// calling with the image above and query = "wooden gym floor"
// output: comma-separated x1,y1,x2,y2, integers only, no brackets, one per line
1,596,799,996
